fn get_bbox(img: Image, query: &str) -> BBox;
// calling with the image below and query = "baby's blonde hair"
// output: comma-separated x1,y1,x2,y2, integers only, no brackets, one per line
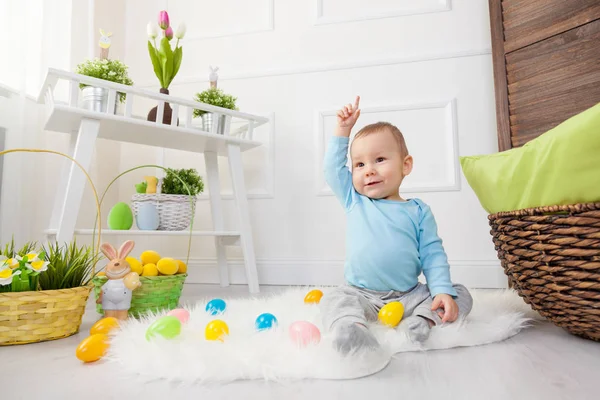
353,122,409,157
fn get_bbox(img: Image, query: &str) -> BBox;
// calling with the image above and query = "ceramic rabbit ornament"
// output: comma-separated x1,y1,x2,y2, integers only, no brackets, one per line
96,240,141,320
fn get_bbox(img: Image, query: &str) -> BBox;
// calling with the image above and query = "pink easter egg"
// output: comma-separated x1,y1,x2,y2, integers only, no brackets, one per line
289,321,321,347
167,308,190,324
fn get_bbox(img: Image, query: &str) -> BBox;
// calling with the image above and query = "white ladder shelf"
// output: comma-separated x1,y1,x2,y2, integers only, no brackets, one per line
37,68,269,293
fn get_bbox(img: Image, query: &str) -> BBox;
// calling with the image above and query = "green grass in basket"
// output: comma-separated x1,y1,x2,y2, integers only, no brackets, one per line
38,240,102,290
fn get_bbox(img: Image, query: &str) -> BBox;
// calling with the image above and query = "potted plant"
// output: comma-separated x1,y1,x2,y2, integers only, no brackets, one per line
0,239,102,345
146,10,186,124
193,87,238,134
131,168,204,231
75,58,134,113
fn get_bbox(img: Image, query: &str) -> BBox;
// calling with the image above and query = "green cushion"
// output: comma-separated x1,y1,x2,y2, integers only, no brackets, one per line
460,102,600,214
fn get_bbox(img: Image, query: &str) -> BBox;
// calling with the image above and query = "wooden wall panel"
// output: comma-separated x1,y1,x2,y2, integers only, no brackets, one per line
502,0,600,53
489,0,600,150
506,20,600,146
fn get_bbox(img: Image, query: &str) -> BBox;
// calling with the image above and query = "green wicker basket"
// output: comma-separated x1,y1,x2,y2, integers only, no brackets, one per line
92,274,187,318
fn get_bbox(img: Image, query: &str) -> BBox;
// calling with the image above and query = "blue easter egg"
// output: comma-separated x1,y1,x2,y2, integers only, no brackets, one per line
205,298,227,315
136,203,159,230
255,313,278,331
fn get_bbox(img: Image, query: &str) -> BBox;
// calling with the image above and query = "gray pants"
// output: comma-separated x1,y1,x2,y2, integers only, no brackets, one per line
321,283,473,331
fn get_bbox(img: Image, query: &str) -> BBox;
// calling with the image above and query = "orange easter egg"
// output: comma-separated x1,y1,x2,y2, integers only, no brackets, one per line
304,289,323,304
90,317,119,335
76,333,109,363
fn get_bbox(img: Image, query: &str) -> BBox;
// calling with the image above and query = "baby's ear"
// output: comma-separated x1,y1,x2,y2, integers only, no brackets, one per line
403,155,414,176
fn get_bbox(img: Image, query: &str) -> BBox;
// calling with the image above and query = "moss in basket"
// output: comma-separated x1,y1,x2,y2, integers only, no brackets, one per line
161,168,204,195
37,241,102,290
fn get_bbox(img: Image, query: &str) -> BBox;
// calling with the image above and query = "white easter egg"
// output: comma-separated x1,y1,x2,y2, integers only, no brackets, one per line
135,203,159,230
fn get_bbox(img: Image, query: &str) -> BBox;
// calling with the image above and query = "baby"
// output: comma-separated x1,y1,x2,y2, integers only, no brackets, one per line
321,96,473,354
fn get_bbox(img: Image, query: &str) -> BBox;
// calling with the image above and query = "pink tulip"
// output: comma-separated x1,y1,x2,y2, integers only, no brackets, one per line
165,26,173,40
158,10,170,30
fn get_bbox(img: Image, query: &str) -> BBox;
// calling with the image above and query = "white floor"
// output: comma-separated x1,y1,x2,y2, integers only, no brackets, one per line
3,284,600,400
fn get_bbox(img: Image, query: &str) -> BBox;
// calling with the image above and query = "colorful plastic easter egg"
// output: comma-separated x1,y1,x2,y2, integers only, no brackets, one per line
304,289,324,304
205,319,229,342
145,315,182,341
107,202,133,230
378,301,404,327
255,313,278,331
135,203,159,230
167,308,190,324
289,321,321,347
123,272,141,290
76,333,109,363
205,298,226,315
90,317,119,335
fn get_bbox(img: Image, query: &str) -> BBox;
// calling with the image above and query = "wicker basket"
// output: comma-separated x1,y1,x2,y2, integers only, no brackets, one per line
488,202,600,341
92,274,187,318
0,286,91,345
131,194,197,231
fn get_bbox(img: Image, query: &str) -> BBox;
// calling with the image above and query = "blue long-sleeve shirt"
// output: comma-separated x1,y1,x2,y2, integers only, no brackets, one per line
324,136,457,298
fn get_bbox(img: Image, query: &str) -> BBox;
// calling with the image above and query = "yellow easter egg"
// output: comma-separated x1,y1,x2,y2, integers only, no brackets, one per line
90,317,119,335
176,259,187,274
140,250,161,265
96,271,106,277
304,289,323,304
142,263,158,276
157,258,178,275
126,257,143,275
205,319,229,342
76,333,109,363
378,301,404,327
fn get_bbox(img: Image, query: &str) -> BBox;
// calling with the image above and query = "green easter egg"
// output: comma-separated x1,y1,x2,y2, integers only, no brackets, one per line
146,316,182,341
107,202,134,230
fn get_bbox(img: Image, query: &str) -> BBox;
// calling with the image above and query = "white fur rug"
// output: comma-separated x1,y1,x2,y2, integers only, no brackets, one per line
105,287,541,384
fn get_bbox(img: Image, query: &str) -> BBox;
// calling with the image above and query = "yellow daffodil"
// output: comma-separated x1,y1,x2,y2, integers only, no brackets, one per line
1,257,20,269
27,260,49,272
0,268,21,286
17,253,40,263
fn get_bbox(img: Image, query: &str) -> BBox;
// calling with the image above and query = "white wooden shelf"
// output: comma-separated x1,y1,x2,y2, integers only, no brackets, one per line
45,104,262,155
44,229,241,246
37,68,265,293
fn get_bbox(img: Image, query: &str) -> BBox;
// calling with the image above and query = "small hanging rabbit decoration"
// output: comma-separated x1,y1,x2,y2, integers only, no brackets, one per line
96,240,142,320
99,28,112,59
209,65,219,88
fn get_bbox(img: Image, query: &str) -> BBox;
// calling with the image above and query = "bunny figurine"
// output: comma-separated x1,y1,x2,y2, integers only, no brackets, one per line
96,240,142,320
209,65,219,88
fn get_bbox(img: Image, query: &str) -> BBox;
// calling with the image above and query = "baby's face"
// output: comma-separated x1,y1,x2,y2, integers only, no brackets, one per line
350,130,412,201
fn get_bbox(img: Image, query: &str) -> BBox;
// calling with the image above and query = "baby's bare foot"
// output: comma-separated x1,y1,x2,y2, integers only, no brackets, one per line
333,322,380,355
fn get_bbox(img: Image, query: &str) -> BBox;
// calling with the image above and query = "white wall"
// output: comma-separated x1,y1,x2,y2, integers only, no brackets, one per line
0,0,506,289
118,0,506,288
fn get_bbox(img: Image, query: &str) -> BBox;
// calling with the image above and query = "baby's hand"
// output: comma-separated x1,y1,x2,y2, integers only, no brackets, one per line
334,96,361,137
431,294,459,323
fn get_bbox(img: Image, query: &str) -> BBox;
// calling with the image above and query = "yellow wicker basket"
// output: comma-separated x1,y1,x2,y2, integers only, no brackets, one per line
0,149,103,345
0,286,91,345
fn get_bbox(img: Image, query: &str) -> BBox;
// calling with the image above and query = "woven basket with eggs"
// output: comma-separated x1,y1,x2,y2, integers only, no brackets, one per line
92,250,187,318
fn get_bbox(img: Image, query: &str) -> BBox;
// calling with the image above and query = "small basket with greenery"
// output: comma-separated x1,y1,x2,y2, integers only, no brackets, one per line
132,168,205,231
75,58,134,103
0,239,103,346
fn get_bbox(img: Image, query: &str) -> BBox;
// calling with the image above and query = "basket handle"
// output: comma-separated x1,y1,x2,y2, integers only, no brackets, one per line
0,148,102,276
92,164,195,265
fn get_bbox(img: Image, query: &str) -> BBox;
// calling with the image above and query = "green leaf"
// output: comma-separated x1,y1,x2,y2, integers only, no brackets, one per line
148,40,164,88
159,37,174,89
171,46,183,86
